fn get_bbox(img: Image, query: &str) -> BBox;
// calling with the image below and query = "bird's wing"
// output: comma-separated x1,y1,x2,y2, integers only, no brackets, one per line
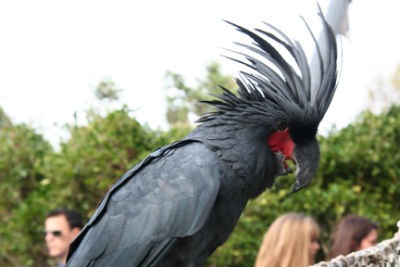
66,140,221,267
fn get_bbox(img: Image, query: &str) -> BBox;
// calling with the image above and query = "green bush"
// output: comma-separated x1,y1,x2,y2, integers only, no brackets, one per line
0,119,53,266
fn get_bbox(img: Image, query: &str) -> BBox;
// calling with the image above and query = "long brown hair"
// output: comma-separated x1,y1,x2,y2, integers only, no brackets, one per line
327,214,378,259
254,213,320,267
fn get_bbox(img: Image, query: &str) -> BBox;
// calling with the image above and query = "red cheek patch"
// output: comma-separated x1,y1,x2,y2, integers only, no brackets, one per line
267,128,294,160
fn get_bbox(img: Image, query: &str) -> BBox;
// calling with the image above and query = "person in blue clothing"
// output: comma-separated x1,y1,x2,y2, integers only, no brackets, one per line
44,208,83,267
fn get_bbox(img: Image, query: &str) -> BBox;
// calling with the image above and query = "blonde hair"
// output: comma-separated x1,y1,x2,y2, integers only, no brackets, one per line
255,212,320,267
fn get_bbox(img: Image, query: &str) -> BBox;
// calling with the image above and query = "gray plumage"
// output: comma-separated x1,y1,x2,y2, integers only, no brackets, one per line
66,11,338,267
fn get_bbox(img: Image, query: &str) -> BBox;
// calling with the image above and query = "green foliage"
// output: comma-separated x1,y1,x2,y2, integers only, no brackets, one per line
0,120,53,266
0,107,12,128
95,78,122,102
164,61,236,126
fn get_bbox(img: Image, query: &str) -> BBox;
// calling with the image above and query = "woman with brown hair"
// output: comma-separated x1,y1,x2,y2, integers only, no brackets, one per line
327,214,378,260
254,212,320,267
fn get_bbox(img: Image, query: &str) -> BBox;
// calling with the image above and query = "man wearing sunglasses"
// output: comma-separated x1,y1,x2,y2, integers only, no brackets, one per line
44,208,83,267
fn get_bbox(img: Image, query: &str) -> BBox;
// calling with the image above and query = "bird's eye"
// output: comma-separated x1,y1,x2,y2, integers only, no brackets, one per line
276,121,287,131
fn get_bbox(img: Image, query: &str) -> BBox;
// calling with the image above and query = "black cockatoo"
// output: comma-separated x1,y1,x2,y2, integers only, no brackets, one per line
66,12,338,267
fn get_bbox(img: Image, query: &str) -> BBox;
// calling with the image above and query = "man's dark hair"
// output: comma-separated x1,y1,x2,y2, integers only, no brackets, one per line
47,208,84,229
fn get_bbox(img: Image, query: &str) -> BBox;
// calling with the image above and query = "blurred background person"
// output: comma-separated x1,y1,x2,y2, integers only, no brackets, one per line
327,214,378,260
44,208,83,267
254,212,320,267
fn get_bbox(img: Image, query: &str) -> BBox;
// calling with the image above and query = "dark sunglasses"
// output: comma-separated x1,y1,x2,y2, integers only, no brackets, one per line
43,230,62,237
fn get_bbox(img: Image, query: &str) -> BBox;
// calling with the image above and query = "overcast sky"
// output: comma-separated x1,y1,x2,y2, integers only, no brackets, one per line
1,0,400,145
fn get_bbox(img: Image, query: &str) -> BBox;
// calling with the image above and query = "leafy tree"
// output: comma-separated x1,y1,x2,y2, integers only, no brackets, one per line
95,78,122,102
0,118,53,267
164,61,236,126
0,107,12,128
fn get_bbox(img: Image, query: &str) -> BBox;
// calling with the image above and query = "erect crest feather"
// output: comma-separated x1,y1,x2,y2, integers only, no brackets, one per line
198,11,338,133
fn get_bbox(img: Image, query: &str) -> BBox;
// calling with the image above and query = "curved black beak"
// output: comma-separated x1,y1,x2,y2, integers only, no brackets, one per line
291,138,320,193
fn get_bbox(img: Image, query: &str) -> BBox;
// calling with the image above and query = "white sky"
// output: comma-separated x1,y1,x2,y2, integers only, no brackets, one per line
1,0,400,145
